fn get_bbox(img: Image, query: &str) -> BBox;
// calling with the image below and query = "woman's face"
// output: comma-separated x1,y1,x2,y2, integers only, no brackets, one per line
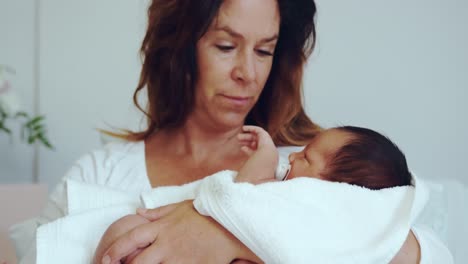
192,0,280,130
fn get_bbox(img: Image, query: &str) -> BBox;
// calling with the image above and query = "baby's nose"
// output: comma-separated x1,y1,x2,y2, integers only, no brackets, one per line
288,153,297,163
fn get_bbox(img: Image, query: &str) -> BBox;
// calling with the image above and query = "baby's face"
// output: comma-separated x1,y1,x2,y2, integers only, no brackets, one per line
288,128,352,179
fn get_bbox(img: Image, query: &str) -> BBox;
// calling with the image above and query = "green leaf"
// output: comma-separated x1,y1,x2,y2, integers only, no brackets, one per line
0,125,12,134
26,116,45,127
0,108,7,119
27,135,35,144
38,134,54,149
0,107,54,150
32,123,44,133
15,112,29,119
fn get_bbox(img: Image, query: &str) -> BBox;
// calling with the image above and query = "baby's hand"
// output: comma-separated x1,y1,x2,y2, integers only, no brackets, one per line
237,126,275,156
236,126,278,183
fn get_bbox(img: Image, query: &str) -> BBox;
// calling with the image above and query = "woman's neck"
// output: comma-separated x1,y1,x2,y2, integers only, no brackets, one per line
144,117,249,186
150,119,244,164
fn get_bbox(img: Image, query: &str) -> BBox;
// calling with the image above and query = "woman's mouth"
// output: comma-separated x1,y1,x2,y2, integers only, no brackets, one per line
220,95,251,107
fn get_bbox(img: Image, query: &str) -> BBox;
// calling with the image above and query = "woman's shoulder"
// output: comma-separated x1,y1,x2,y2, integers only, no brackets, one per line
99,140,145,161
81,140,145,167
63,141,149,190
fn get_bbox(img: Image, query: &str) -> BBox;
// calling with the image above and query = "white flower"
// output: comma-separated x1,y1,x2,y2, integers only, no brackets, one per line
0,69,22,115
0,91,21,116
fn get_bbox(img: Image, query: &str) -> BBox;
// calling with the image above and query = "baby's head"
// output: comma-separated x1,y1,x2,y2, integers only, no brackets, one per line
288,126,412,190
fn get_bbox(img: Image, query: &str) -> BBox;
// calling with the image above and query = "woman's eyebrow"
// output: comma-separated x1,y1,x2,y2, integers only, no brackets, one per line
214,25,242,39
259,34,278,44
214,25,278,43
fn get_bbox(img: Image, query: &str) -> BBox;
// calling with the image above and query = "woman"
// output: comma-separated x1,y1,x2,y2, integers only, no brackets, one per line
96,0,451,263
12,0,452,263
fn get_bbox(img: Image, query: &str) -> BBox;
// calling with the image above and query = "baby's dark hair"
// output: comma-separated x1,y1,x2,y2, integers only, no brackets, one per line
320,126,412,190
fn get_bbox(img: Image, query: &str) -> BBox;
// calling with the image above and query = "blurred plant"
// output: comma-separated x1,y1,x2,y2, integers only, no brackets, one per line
0,64,53,149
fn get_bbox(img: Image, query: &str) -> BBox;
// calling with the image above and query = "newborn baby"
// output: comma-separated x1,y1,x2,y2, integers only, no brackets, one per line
95,125,412,263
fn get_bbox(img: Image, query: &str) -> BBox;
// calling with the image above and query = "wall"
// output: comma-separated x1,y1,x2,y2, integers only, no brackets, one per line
0,0,467,188
305,0,468,184
37,0,148,187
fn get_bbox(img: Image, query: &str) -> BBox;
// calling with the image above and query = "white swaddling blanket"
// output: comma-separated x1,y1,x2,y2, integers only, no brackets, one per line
34,170,428,264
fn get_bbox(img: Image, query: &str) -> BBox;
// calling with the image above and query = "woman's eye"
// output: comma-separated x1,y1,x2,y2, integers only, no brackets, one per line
216,45,235,52
256,49,274,57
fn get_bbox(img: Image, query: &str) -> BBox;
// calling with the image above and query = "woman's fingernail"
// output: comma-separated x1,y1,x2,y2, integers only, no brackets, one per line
136,208,147,214
102,255,111,264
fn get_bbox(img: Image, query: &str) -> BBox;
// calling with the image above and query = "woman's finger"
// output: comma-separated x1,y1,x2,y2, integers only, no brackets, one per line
121,248,143,264
102,223,161,264
136,203,179,221
128,241,164,264
231,260,257,264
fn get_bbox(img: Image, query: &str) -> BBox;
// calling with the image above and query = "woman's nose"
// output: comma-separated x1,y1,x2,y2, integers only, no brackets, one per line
233,51,256,84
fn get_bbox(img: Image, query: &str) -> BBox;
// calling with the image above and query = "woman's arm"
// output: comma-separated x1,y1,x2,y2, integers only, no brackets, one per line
390,227,454,264
411,225,454,263
101,201,262,264
389,231,421,264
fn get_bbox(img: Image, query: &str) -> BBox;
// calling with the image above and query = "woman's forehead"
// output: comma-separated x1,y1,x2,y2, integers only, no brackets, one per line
211,0,280,37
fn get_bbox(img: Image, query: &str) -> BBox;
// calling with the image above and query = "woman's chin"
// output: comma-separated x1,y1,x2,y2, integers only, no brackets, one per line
199,109,247,130
218,113,251,129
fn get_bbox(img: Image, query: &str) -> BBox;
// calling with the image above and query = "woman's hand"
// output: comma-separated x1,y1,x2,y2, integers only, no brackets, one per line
101,200,261,264
93,214,150,264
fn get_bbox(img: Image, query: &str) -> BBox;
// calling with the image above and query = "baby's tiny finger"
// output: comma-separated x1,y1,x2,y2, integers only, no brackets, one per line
241,146,254,156
237,133,255,141
242,125,260,133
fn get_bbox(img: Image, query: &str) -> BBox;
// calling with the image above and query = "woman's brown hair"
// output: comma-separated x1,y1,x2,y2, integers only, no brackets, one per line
119,0,321,146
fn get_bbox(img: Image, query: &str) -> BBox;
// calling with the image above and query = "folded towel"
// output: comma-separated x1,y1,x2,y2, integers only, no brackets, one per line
34,171,428,264
193,171,429,264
